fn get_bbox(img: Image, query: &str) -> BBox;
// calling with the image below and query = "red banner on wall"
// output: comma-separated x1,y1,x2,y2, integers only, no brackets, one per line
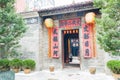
82,24,92,58
51,27,59,58
59,18,81,28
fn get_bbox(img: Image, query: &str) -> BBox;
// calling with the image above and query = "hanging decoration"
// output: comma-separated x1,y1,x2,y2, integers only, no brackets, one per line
82,24,92,58
51,27,59,58
69,30,72,34
73,30,75,33
44,18,54,58
64,30,79,34
64,31,66,34
90,23,96,57
76,30,78,33
44,18,54,28
83,12,96,58
85,12,95,24
67,30,69,34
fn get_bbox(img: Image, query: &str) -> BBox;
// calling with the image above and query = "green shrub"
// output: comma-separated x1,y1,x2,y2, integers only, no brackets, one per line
22,59,36,70
0,59,10,72
10,58,22,69
107,60,120,74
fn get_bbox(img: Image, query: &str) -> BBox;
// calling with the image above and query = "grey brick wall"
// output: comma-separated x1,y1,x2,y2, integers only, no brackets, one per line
19,11,41,71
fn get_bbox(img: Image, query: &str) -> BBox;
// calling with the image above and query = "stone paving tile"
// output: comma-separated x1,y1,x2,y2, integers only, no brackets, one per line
15,69,115,80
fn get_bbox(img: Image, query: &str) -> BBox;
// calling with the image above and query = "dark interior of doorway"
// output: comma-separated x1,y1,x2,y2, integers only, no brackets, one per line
62,29,80,68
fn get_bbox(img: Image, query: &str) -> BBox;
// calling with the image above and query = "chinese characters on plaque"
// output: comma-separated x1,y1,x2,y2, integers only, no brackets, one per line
59,18,81,28
51,27,59,58
82,24,92,58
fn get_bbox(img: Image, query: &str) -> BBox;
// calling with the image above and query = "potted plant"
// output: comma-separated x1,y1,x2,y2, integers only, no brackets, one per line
107,60,120,80
9,59,22,73
22,59,36,74
0,59,10,72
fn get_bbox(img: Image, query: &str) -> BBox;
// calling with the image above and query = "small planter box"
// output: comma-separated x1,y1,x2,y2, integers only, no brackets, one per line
112,73,120,80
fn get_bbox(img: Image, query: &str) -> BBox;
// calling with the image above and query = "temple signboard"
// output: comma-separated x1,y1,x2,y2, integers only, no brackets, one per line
59,18,81,28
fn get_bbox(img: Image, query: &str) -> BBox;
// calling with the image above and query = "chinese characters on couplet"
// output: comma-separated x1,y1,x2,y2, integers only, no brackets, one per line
51,27,59,58
82,24,92,58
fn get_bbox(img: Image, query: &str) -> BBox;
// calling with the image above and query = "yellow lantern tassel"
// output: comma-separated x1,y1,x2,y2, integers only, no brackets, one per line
48,28,52,58
92,24,97,57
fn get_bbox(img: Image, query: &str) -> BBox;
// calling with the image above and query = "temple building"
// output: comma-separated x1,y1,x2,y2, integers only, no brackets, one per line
19,1,110,72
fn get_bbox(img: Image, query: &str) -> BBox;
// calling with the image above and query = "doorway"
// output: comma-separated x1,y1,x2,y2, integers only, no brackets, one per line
62,29,80,68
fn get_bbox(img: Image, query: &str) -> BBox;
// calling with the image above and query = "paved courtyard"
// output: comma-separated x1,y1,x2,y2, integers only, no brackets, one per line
15,68,115,80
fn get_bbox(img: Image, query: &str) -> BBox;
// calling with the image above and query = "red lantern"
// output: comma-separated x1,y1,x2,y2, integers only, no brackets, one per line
67,30,69,34
85,12,95,24
70,30,72,34
44,18,54,28
73,30,75,33
64,31,66,34
76,30,78,33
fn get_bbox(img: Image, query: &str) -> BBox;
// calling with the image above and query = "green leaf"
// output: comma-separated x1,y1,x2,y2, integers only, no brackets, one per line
94,0,120,56
0,0,27,58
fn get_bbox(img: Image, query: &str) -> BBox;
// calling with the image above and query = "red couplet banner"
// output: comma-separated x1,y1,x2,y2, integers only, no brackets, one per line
82,24,93,58
59,18,81,28
51,27,59,58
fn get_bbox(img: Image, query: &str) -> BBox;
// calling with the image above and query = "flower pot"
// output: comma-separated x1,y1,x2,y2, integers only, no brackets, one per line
112,73,120,80
89,66,96,74
24,69,31,74
49,66,54,72
13,68,19,73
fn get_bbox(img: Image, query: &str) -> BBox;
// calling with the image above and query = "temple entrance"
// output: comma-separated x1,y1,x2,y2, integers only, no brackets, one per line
62,29,80,68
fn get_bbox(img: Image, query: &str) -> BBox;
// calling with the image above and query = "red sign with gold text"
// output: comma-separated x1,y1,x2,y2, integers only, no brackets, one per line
51,27,59,58
59,18,81,28
82,24,92,58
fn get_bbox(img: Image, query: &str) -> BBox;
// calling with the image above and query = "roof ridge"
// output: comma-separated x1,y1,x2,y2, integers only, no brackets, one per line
39,1,93,12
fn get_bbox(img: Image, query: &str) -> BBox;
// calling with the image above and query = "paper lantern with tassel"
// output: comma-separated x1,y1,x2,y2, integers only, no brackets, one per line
44,18,54,58
85,12,95,24
44,18,54,28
